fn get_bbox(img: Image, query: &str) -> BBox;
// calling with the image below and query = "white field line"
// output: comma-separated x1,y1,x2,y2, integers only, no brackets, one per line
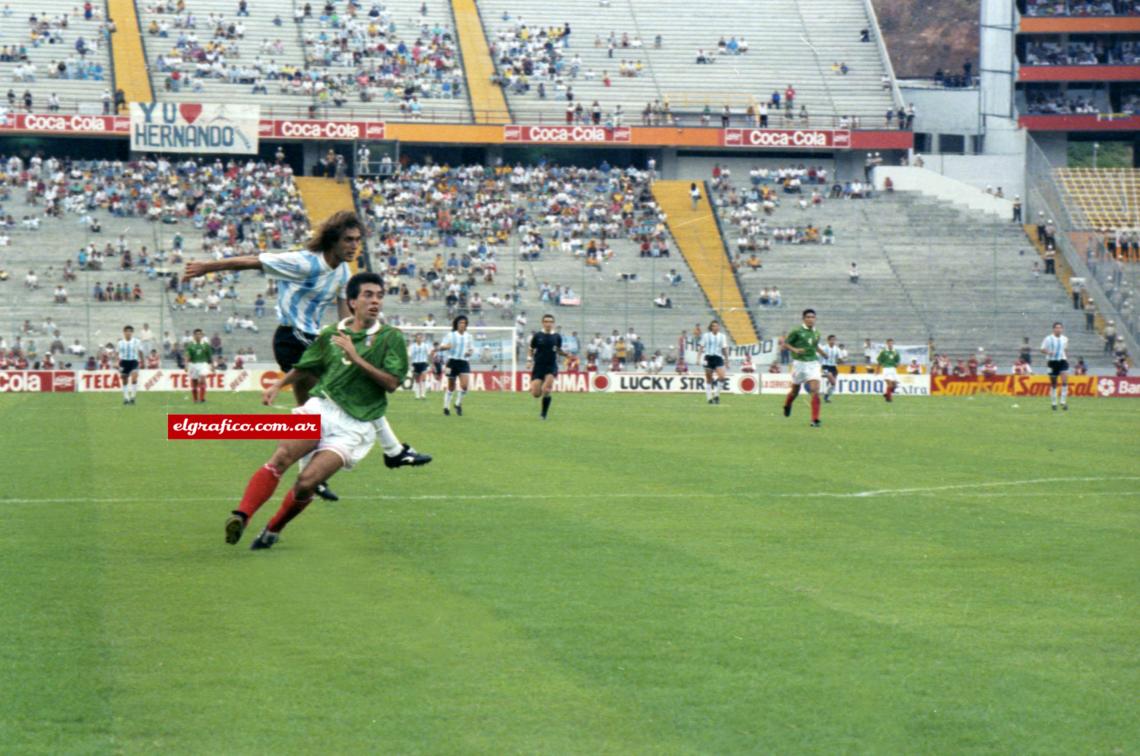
2,477,1138,506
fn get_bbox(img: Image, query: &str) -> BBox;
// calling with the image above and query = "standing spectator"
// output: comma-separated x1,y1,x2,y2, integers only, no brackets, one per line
784,84,795,112
689,182,701,210
1085,302,1096,331
721,104,730,127
1103,320,1116,354
1012,195,1022,222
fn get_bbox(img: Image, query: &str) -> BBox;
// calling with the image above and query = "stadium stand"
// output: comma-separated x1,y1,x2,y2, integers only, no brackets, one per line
451,0,509,122
652,179,758,345
0,0,116,112
476,0,897,126
136,0,470,122
1056,167,1140,230
708,169,1107,366
108,0,154,104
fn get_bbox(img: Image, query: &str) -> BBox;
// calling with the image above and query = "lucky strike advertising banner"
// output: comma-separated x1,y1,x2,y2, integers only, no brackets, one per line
589,372,760,394
930,375,1100,396
131,103,260,154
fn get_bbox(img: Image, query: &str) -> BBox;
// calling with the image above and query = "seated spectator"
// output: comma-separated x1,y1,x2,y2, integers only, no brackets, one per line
653,292,672,308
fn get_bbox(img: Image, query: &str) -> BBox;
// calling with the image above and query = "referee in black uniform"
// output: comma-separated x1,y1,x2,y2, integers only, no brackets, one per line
528,314,568,420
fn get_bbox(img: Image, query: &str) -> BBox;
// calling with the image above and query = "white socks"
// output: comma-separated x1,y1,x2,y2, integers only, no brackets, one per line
456,389,466,406
443,389,452,409
376,416,402,456
705,383,713,400
1060,385,1068,404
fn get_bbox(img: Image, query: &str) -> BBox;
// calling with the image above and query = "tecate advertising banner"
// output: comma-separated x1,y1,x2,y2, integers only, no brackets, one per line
131,103,260,154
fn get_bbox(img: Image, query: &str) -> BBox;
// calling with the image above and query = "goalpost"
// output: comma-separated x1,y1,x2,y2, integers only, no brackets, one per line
395,324,520,392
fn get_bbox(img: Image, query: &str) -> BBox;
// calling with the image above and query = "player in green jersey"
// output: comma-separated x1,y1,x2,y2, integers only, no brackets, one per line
185,328,213,404
783,309,826,427
876,338,901,402
224,272,411,550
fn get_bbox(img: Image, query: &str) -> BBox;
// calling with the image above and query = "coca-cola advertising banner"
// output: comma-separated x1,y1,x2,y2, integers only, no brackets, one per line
260,118,386,141
721,128,851,149
0,111,385,142
0,371,76,393
504,125,632,143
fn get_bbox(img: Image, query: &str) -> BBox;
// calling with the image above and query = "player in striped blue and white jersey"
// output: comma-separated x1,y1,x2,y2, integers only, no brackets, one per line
697,320,728,404
1040,322,1070,411
820,334,845,402
440,315,475,416
408,333,434,400
184,211,430,497
117,325,144,404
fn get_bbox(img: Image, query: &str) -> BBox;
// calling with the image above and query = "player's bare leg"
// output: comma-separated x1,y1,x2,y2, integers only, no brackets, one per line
251,450,345,550
226,438,319,544
824,371,836,402
805,379,822,427
783,383,801,416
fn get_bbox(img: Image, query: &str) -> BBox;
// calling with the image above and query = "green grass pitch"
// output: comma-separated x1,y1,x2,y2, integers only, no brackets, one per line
1,390,1137,753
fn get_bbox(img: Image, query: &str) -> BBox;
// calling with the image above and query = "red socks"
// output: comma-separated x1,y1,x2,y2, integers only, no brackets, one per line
811,393,820,421
886,383,895,400
266,489,314,534
236,464,282,519
192,381,206,402
785,388,798,407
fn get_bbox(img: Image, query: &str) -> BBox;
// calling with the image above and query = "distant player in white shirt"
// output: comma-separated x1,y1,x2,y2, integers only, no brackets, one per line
820,334,844,402
116,325,143,404
408,332,433,400
697,320,728,404
1040,321,1069,411
440,315,475,416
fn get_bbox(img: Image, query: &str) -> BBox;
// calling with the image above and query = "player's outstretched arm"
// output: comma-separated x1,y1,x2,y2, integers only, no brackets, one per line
183,255,263,280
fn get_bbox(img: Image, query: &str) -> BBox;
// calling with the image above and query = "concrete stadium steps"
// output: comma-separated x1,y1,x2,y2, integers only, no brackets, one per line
109,0,153,103
474,0,893,124
452,0,509,122
653,180,757,344
722,190,1107,365
0,0,115,111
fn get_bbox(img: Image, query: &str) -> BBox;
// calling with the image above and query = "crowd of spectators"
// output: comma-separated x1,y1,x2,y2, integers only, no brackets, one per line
298,2,463,114
1,154,309,251
1023,0,1139,16
1023,90,1103,114
1024,39,1137,66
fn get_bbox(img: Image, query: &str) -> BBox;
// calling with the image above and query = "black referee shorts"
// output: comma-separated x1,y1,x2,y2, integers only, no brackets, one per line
273,326,319,372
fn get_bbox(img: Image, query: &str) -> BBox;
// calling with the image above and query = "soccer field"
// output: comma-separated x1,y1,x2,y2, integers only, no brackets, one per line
1,391,1137,753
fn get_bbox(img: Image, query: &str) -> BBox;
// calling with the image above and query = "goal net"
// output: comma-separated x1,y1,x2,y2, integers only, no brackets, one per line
395,324,520,392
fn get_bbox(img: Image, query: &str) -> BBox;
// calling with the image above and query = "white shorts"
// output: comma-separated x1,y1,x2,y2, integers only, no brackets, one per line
791,360,822,385
187,362,210,381
881,367,899,379
292,396,376,471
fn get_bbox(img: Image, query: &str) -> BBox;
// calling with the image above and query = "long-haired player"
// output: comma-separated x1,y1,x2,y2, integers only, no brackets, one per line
440,315,474,416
